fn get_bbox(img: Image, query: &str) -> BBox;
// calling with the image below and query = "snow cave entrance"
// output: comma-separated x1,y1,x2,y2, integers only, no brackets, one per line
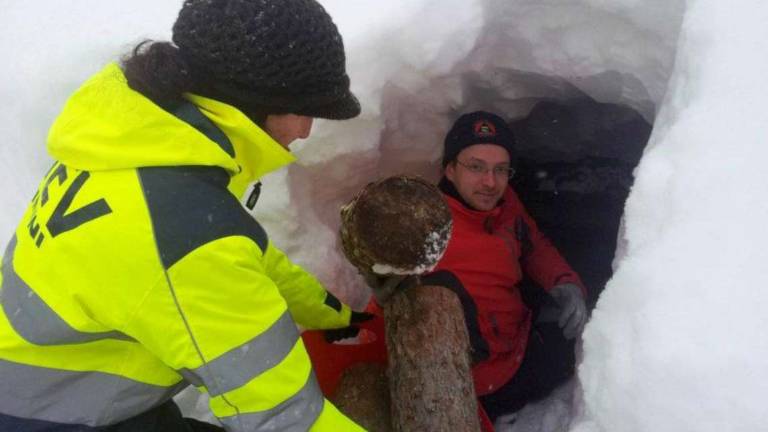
377,68,653,308
364,2,678,310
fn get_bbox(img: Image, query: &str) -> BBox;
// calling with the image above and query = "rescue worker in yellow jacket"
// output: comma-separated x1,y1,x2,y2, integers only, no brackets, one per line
0,1,368,431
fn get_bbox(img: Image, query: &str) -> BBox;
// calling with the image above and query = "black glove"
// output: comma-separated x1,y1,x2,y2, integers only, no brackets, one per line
324,311,374,343
362,272,418,303
550,283,588,339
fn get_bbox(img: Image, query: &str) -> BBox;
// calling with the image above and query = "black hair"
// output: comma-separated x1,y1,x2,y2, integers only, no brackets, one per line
121,40,269,126
121,40,193,108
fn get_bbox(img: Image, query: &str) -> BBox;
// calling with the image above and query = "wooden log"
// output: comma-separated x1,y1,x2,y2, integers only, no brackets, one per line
337,175,479,431
331,363,392,432
384,284,480,432
340,175,451,275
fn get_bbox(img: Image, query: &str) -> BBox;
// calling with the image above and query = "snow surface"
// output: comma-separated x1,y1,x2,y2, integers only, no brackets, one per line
573,1,768,431
2,1,767,431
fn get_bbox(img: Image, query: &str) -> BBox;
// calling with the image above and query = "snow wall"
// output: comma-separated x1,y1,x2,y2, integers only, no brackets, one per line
2,1,768,431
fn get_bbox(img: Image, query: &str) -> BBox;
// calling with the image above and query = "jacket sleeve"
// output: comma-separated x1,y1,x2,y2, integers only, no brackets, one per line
516,202,586,295
126,236,363,432
260,241,352,330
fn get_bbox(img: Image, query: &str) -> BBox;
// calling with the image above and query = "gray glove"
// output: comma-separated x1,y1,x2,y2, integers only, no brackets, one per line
550,283,587,339
362,272,417,303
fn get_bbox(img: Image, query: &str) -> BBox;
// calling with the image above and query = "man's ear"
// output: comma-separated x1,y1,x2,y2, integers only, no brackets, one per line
444,163,456,182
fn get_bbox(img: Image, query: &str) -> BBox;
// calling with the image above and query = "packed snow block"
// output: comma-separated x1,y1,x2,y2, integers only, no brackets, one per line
510,98,651,307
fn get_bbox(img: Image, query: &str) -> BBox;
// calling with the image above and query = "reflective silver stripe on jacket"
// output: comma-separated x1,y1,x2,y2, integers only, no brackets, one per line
180,311,300,396
0,358,186,426
219,371,324,432
0,235,134,345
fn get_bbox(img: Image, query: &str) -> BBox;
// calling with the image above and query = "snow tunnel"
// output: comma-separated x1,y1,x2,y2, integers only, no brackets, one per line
276,0,688,313
380,70,653,309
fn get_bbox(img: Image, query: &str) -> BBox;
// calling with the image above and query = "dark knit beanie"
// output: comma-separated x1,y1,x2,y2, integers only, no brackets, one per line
442,111,516,167
172,0,360,120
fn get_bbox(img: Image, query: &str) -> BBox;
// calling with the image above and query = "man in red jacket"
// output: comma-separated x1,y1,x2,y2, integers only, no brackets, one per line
418,111,588,423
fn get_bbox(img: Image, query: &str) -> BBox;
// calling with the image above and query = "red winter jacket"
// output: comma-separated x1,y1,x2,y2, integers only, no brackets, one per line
432,183,584,396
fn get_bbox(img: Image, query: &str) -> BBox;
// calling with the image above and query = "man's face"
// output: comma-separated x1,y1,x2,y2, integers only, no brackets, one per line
445,144,511,211
264,114,314,149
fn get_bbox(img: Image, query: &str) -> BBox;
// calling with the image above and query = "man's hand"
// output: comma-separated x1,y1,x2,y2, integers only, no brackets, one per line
324,311,374,343
550,283,587,339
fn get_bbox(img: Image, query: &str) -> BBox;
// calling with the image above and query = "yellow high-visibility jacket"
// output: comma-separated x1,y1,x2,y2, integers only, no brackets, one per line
0,63,363,431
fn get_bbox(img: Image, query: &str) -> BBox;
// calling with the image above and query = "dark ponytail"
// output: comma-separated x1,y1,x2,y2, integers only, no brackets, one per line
121,40,270,127
121,40,195,108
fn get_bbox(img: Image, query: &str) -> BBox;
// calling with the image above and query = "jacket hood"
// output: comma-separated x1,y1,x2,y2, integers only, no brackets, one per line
47,63,296,197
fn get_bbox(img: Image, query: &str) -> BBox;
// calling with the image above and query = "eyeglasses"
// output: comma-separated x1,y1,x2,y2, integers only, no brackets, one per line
455,159,516,179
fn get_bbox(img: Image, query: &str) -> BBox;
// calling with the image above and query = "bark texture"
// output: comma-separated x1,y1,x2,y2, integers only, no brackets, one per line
384,285,480,432
332,363,392,432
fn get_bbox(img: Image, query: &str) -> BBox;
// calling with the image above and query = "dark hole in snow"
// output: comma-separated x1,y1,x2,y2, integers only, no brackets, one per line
509,96,651,309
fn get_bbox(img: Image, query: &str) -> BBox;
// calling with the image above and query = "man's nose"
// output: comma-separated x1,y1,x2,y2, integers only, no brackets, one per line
481,170,498,188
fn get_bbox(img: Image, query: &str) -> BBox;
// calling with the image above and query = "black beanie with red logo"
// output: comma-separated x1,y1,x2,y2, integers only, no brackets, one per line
442,111,516,167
